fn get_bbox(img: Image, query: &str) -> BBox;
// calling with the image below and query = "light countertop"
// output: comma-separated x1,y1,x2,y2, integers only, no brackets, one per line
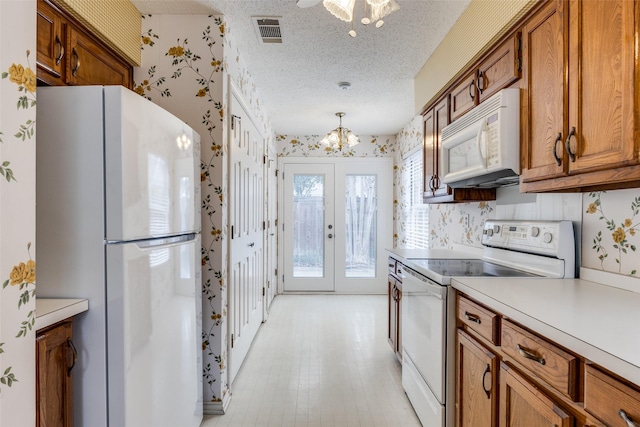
451,275,640,387
36,298,89,330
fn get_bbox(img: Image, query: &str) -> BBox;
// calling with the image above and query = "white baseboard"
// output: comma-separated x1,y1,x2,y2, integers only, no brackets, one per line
203,393,231,415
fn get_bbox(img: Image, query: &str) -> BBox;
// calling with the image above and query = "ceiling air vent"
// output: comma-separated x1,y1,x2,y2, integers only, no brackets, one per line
253,17,283,44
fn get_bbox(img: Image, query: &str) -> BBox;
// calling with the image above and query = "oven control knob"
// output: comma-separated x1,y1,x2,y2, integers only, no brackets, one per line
543,232,553,243
487,229,494,237
531,226,540,237
493,225,500,234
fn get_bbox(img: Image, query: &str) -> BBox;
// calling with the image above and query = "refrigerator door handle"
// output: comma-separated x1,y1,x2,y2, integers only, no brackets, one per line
108,233,198,248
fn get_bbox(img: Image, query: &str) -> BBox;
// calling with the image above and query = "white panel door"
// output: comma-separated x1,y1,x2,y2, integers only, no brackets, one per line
228,89,264,384
282,163,336,292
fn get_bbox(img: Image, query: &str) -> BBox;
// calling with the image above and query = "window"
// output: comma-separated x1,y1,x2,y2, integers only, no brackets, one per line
402,149,429,248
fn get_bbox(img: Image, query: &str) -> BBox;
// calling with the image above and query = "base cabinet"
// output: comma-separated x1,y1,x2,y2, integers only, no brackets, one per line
387,257,402,362
456,329,499,427
456,293,619,427
499,362,573,427
36,320,76,427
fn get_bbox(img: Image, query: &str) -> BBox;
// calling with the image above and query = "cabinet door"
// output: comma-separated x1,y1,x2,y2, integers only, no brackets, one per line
566,0,638,174
36,321,75,427
499,362,573,427
477,34,521,103
66,25,132,88
520,0,566,183
37,0,66,85
423,107,437,197
456,329,499,427
450,71,478,122
431,97,450,198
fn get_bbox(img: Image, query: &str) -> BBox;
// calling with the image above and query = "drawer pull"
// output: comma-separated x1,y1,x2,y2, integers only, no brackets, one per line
464,311,481,324
481,364,491,399
516,344,546,365
619,410,640,427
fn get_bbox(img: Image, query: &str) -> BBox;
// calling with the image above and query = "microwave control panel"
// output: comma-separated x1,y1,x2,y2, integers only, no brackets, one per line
485,112,500,167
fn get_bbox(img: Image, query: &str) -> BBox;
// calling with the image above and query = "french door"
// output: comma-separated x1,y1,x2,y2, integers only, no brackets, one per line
280,158,393,294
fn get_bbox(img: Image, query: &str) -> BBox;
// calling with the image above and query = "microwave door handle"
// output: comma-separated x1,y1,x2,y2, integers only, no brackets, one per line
476,120,487,167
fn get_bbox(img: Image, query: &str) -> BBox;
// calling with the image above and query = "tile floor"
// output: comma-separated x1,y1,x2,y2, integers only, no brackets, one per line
200,294,421,427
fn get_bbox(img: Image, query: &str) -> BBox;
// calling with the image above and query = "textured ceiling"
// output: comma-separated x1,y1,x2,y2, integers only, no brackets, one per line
131,0,470,135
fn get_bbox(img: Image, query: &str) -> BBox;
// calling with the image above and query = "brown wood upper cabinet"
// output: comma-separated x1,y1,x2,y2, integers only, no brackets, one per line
450,34,521,122
36,0,132,88
520,0,640,192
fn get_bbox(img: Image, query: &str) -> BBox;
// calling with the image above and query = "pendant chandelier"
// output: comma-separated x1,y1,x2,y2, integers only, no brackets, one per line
323,0,400,37
321,112,360,151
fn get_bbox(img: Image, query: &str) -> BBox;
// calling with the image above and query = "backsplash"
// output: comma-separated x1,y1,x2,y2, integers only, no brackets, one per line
582,189,640,277
424,184,640,283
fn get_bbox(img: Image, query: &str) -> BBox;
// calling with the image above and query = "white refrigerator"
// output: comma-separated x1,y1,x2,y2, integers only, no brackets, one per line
36,86,203,427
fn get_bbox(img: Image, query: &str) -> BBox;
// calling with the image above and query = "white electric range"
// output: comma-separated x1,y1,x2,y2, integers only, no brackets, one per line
400,220,575,427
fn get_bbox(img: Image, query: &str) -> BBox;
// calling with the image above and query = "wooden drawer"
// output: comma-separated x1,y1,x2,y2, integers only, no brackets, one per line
457,295,500,345
584,365,640,427
501,319,580,401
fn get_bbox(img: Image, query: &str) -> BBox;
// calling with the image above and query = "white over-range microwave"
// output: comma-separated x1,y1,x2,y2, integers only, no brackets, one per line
440,88,520,188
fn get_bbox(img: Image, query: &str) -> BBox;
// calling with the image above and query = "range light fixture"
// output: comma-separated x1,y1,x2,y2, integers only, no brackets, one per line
321,112,360,151
323,0,400,36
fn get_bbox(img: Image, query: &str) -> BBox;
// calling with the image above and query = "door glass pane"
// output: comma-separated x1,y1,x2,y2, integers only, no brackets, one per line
345,175,377,277
293,174,324,277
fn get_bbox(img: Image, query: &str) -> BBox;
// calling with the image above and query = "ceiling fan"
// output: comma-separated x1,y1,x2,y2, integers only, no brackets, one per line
296,0,400,35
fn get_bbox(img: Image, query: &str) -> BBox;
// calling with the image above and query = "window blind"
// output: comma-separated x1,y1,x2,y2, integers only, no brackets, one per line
402,149,429,249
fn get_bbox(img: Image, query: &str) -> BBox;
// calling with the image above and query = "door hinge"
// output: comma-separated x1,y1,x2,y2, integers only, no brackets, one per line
282,275,285,282
231,333,234,348
262,287,265,296
231,225,234,239
231,114,241,130
275,219,278,227
263,155,267,164
275,268,277,276
518,57,522,71
263,221,266,231
275,169,279,177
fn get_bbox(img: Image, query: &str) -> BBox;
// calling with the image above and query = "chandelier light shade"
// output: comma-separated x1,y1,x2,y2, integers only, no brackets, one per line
323,0,400,36
323,0,357,22
321,112,360,151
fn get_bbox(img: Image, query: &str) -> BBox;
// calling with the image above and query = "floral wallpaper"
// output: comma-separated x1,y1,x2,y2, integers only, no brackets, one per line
583,189,640,277
429,202,495,249
0,1,37,425
276,134,395,158
135,13,275,413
